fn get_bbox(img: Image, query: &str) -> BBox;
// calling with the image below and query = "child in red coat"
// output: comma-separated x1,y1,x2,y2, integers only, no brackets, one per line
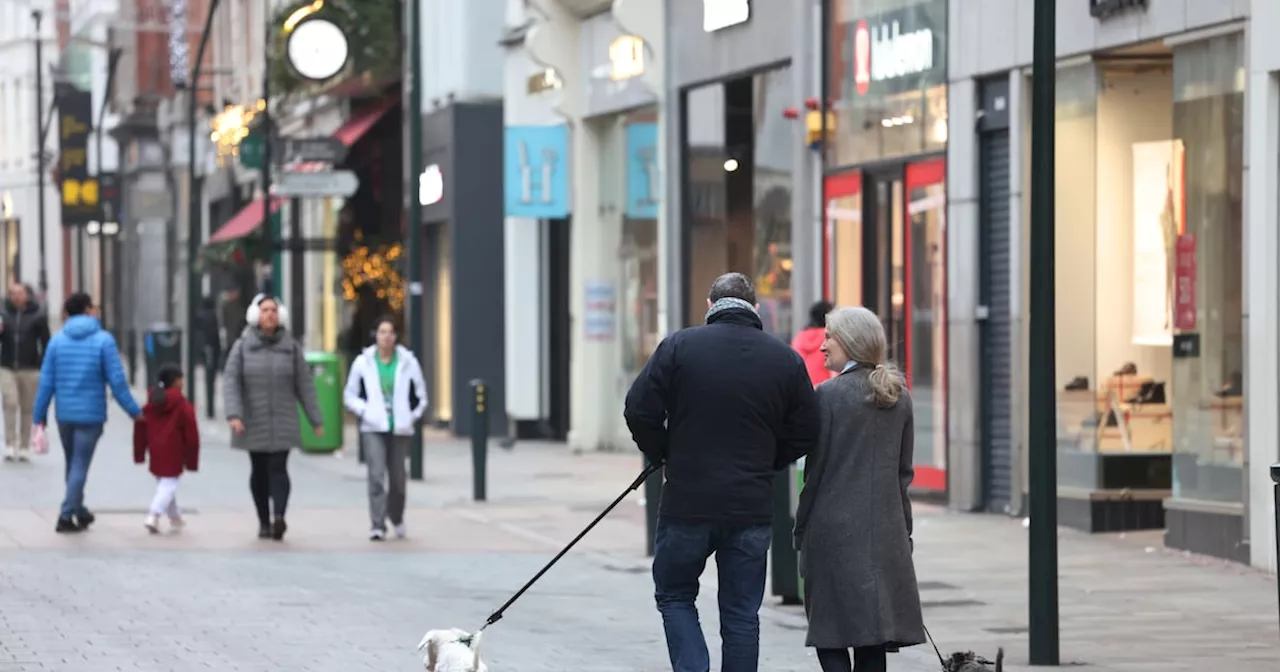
133,364,200,534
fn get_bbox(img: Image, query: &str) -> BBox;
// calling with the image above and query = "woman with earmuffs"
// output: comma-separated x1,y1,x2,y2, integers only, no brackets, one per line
223,294,323,541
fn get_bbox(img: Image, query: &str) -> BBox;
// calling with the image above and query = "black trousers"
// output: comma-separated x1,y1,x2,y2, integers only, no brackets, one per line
248,451,291,524
816,645,887,672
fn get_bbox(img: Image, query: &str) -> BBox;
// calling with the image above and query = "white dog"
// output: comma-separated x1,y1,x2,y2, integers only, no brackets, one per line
417,628,487,672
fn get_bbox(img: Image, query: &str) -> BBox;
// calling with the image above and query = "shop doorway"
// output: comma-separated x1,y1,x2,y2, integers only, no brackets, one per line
422,221,453,427
824,158,948,492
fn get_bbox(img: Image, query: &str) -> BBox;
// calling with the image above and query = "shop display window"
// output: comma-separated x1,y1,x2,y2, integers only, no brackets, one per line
620,107,661,380
1049,37,1244,503
682,67,794,338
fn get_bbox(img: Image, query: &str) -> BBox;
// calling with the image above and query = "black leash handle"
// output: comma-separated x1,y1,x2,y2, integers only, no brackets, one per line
479,461,664,632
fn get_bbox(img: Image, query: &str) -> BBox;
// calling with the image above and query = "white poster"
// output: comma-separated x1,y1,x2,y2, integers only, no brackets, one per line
1131,140,1183,346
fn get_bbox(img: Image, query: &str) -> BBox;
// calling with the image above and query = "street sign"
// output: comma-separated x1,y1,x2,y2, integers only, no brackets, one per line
282,137,347,165
272,170,359,197
239,128,264,169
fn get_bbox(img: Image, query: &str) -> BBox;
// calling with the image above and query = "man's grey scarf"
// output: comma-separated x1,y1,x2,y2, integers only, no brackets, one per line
705,297,758,322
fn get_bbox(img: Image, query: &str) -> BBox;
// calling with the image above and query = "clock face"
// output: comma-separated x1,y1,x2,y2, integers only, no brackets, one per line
287,19,349,81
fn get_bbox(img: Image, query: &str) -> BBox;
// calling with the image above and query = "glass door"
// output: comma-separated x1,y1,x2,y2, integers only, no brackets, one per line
824,171,862,306
906,159,947,491
863,170,908,367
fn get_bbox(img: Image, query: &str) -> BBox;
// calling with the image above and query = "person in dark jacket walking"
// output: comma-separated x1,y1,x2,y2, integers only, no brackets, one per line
624,272,821,672
793,307,925,672
0,281,51,462
33,292,141,533
133,364,200,534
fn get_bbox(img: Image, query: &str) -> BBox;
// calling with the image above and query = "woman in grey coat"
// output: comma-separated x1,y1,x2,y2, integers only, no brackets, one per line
224,295,323,541
793,306,925,672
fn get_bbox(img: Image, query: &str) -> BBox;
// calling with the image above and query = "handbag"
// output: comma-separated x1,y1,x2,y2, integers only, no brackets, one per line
31,424,48,455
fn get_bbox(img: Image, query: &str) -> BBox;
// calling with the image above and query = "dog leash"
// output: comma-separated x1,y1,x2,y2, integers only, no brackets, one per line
922,624,948,669
475,460,665,635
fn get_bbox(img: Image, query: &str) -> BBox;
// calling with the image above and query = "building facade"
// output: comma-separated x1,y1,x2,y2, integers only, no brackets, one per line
946,0,1278,571
521,0,666,452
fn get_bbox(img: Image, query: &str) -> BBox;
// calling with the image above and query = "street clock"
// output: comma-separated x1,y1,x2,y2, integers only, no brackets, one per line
286,18,349,82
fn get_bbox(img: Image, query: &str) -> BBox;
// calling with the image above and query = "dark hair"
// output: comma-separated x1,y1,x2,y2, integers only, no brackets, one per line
708,272,756,305
64,292,93,316
374,314,398,333
156,364,184,389
809,300,834,328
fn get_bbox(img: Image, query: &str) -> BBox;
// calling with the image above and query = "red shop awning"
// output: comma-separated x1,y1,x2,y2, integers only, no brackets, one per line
207,197,284,244
333,98,397,147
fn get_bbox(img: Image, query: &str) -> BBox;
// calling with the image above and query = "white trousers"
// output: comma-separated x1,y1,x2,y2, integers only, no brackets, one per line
149,477,181,516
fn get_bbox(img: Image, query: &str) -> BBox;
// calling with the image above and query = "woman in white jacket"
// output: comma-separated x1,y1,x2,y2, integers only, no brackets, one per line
343,316,428,540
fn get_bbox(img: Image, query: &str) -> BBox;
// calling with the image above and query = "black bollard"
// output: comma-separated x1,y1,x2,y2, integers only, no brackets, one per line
203,347,216,419
1272,463,1280,633
471,379,488,502
126,329,137,386
644,457,662,557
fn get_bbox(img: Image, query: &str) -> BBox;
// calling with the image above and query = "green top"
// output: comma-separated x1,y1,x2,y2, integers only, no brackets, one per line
376,351,397,431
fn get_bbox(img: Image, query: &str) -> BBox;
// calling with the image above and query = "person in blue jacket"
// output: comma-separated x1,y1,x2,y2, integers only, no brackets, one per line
33,292,142,533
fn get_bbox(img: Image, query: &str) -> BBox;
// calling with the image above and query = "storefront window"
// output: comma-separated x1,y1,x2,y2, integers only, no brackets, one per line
621,107,660,380
682,67,794,337
1169,34,1245,504
826,0,948,168
1051,36,1244,503
907,161,946,480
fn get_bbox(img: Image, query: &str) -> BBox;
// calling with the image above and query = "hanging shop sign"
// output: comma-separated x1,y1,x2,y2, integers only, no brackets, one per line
582,12,656,117
849,0,945,98
1090,0,1148,20
419,164,443,206
504,125,570,219
703,0,750,33
625,123,659,219
56,83,98,227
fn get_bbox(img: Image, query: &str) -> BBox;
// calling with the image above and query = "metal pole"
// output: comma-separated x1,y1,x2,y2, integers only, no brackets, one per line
1028,0,1060,665
262,0,277,296
187,0,221,403
288,198,303,340
32,10,47,294
471,379,488,501
97,48,121,329
406,0,425,481
1271,463,1280,636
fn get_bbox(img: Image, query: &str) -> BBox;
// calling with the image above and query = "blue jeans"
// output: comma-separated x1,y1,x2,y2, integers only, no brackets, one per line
652,518,772,672
58,423,104,520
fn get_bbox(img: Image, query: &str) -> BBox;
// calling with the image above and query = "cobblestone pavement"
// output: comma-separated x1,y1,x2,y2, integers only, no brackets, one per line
0,403,1277,670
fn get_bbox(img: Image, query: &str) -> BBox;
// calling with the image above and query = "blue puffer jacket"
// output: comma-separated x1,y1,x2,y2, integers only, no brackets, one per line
34,315,141,425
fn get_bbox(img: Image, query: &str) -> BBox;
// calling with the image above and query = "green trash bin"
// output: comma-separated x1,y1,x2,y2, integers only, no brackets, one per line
299,351,344,453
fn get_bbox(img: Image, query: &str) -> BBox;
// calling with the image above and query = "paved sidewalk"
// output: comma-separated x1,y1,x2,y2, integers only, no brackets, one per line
0,403,1277,670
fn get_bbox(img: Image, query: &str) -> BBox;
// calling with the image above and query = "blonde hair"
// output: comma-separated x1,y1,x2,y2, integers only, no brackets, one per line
825,306,906,408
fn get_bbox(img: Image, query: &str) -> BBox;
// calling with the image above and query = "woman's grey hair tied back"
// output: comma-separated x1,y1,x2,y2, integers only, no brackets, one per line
825,307,906,409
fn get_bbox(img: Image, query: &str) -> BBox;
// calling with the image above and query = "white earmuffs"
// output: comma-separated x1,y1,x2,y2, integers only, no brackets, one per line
245,293,289,328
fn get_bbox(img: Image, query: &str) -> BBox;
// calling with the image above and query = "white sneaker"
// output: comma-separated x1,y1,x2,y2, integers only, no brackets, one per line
394,523,407,539
369,528,386,541
15,448,29,463
145,515,161,534
2,446,15,462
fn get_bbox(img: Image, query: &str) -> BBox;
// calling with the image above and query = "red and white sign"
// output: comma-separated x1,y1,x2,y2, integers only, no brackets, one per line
1173,233,1197,331
853,20,871,96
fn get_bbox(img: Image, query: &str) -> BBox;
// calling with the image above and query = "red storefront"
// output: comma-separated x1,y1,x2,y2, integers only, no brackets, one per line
822,0,948,493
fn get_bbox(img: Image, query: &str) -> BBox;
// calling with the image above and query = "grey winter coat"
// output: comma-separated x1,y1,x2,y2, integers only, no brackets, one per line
793,367,925,650
223,326,322,453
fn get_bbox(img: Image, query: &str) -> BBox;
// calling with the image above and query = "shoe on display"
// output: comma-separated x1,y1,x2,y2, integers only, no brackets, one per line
1114,362,1138,376
145,514,160,534
1064,376,1089,391
370,528,386,541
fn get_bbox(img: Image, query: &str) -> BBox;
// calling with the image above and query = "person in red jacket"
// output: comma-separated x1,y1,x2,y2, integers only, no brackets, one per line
792,300,835,388
133,364,200,534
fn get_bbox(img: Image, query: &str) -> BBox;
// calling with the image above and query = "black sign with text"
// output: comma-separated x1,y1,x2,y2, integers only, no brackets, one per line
56,83,97,226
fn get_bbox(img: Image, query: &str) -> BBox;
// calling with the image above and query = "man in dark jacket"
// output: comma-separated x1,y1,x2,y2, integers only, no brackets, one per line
0,281,50,462
624,272,820,672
